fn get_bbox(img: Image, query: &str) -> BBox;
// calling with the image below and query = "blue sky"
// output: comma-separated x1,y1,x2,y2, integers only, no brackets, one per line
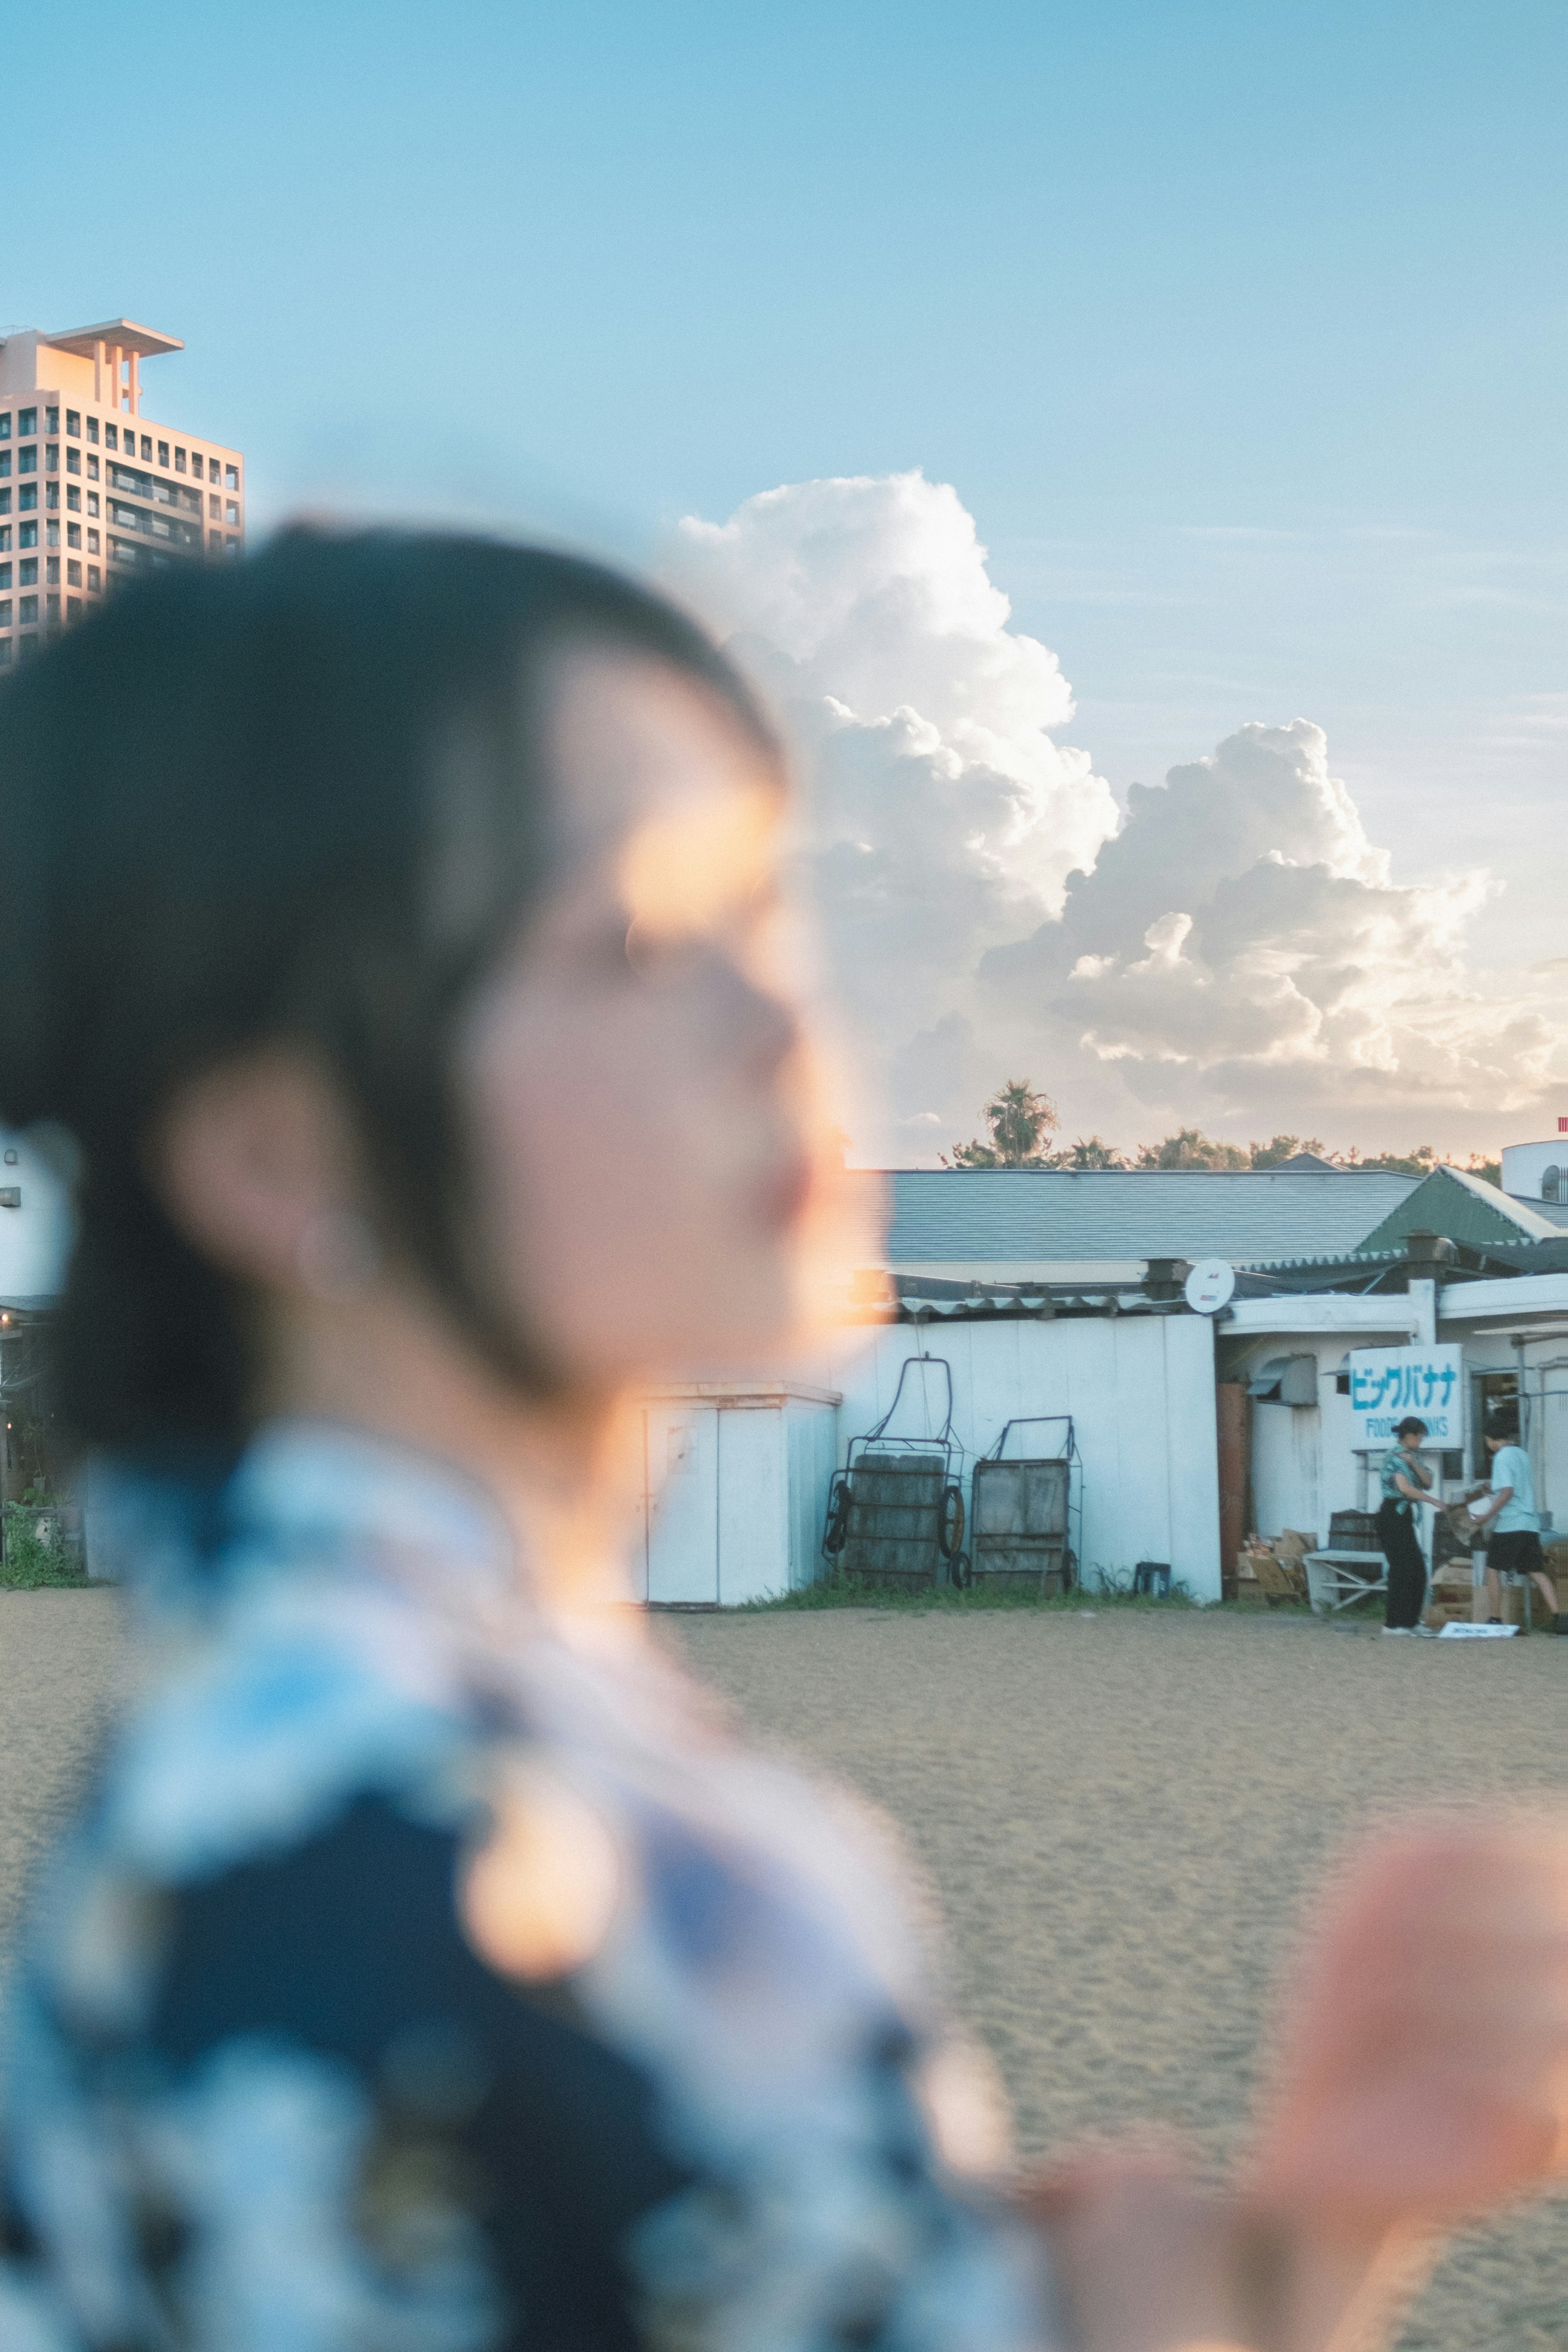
9,0,1566,1138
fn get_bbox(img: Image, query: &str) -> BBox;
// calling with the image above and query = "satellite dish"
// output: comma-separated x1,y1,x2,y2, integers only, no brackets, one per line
1184,1258,1236,1314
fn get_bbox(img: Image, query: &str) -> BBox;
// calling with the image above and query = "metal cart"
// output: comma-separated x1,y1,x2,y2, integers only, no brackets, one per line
968,1416,1080,1597
821,1355,969,1592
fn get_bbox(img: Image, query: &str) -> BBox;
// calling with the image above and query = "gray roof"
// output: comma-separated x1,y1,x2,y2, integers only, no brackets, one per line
877,1168,1419,1268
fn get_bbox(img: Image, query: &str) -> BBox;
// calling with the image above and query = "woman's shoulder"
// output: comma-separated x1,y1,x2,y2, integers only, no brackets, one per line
102,1548,479,1895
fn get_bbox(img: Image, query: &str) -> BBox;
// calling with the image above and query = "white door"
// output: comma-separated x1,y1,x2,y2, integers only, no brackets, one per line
645,1404,719,1604
716,1406,786,1604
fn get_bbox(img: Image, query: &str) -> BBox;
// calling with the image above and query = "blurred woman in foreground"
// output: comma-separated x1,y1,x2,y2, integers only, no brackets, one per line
0,533,1563,2352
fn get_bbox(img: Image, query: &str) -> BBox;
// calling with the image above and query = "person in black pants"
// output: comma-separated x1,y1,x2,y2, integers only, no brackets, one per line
1377,1414,1441,1633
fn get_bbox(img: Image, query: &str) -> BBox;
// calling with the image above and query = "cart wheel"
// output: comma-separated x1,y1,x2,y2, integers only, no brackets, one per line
822,1473,852,1557
938,1482,966,1561
949,1550,971,1590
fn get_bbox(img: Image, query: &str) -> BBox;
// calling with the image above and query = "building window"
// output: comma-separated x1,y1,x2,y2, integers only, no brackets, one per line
209,529,221,552
87,530,99,555
87,566,100,592
18,448,36,475
140,436,152,461
45,408,58,435
67,524,81,550
45,445,58,472
0,599,9,625
19,488,36,512
174,447,187,472
0,414,9,439
87,456,99,481
19,523,36,548
66,410,81,438
18,409,36,437
45,559,59,586
20,596,37,623
86,416,99,445
0,568,8,590
67,488,80,513
0,452,8,479
0,641,11,666
0,527,9,550
46,594,60,623
45,485,58,511
67,561,81,588
1545,1165,1563,1205
67,448,80,475
45,521,58,547
156,441,169,469
19,560,36,586
225,501,240,526
87,495,99,519
209,493,220,518
225,464,239,490
105,423,118,452
225,536,240,557
0,493,9,519
67,595,81,620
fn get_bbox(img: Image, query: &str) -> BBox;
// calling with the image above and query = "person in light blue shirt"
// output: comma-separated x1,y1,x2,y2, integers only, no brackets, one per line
1472,1408,1563,1630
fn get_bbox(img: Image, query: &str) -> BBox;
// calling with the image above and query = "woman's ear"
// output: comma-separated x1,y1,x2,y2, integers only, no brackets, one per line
147,1051,366,1294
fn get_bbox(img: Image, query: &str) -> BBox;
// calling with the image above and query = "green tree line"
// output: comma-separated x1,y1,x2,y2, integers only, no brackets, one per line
940,1081,1500,1184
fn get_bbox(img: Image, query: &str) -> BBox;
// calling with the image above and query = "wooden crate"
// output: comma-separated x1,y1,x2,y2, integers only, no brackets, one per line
971,1457,1070,1595
837,1452,949,1590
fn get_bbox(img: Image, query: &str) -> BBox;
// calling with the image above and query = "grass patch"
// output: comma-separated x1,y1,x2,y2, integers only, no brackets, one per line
739,1575,1203,1615
0,1501,91,1591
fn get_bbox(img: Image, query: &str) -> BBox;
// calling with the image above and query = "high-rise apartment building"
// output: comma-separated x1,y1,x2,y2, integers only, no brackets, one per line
0,317,244,670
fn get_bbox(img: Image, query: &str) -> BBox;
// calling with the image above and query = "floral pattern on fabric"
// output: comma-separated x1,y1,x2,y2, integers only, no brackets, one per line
1,1423,1049,2351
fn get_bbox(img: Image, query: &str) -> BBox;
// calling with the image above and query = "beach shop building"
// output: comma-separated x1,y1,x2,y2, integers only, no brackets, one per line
4,1121,1566,1606
639,1152,1568,1607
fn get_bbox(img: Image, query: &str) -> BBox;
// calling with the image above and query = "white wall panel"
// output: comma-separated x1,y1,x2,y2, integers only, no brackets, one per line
716,1408,786,1605
645,1403,718,1604
810,1315,1222,1600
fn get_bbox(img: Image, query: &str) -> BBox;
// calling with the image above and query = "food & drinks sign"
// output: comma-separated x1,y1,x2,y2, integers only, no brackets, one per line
1347,1344,1466,1450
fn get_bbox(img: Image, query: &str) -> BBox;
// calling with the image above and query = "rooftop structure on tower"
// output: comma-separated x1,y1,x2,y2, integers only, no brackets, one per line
0,316,244,668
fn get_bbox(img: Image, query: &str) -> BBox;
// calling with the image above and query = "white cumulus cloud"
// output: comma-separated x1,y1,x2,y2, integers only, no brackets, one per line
665,472,1117,1140
666,477,1566,1160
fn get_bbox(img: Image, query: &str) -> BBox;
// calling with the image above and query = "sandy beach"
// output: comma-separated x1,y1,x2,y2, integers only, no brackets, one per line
676,1607,1567,2352
3,1589,1564,2349
0,1590,128,1973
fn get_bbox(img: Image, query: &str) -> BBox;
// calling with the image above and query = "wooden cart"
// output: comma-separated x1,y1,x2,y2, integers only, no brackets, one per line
821,1356,969,1592
968,1417,1079,1597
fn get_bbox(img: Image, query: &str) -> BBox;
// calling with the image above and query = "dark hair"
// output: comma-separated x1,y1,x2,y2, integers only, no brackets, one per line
1485,1406,1520,1443
1394,1417,1428,1439
0,529,777,1451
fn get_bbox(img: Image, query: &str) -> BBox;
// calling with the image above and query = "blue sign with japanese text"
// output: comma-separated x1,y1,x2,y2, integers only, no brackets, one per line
1347,1344,1466,1450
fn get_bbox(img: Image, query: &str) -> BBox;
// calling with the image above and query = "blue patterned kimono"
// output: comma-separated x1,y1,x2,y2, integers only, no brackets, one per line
0,1422,1049,2350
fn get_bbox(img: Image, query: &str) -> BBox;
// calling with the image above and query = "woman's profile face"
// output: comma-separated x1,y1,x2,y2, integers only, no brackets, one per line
455,640,849,1392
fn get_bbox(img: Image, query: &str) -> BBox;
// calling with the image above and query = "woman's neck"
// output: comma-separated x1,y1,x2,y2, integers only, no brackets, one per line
257,1276,644,1623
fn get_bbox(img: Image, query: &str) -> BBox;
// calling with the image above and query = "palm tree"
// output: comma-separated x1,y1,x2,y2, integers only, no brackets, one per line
943,1079,1057,1168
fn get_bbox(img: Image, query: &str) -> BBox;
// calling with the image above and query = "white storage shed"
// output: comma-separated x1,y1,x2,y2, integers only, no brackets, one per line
637,1381,841,1607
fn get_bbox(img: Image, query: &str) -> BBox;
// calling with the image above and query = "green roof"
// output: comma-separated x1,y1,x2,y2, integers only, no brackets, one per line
1356,1165,1560,1254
